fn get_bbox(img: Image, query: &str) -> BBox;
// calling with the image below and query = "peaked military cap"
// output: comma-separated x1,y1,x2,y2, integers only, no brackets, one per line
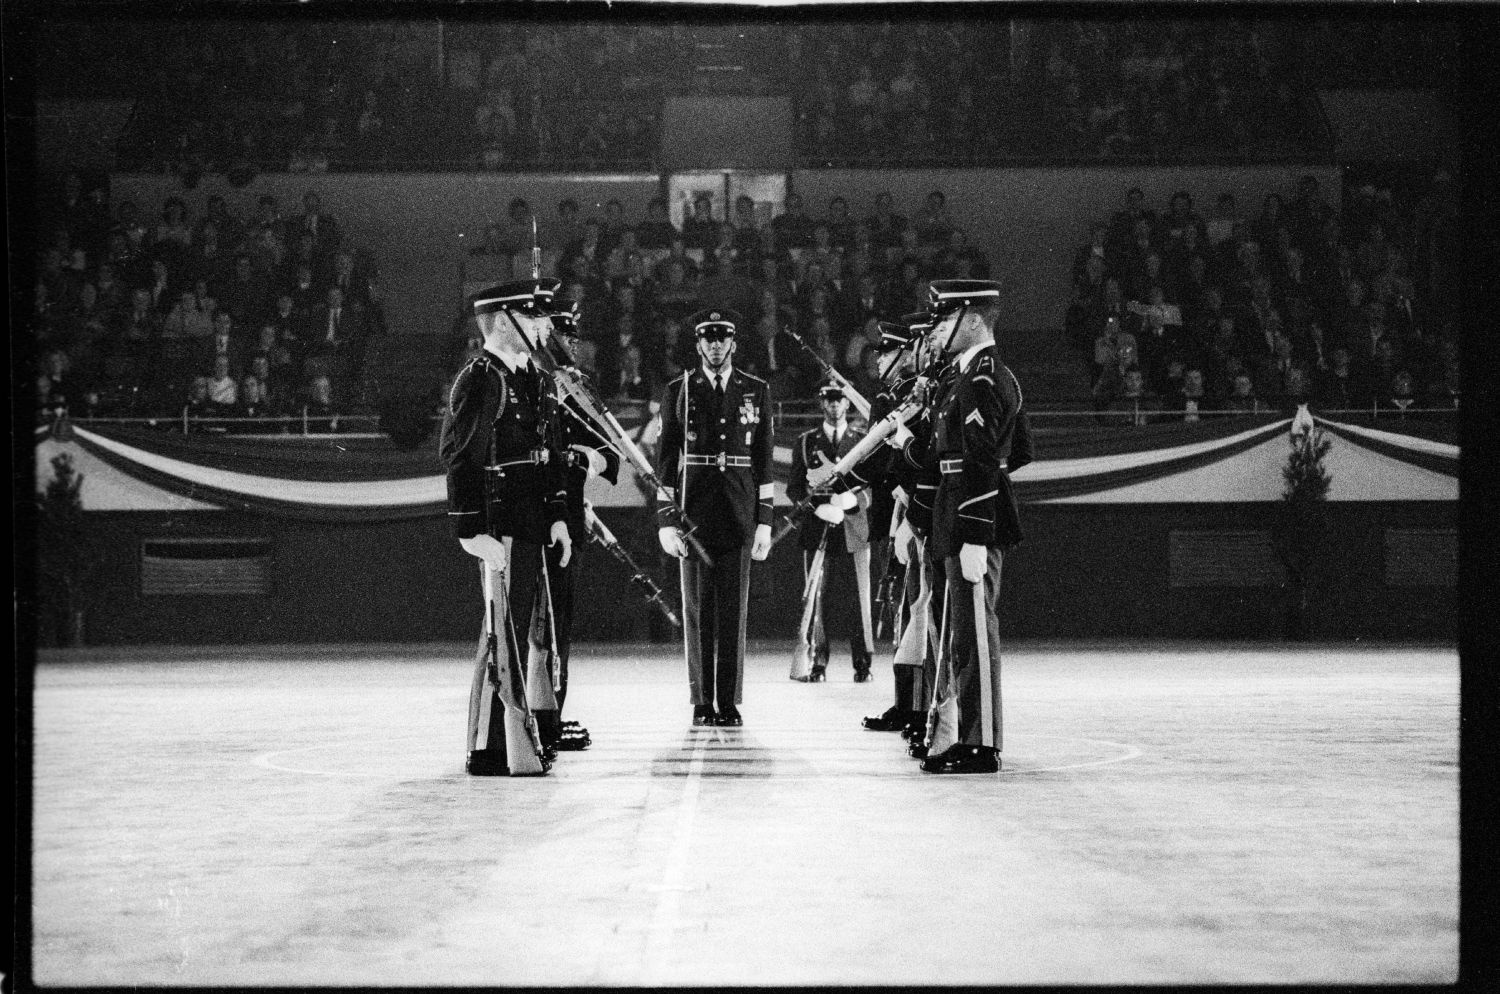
688,308,742,338
817,380,846,400
928,279,1002,315
549,299,581,336
875,320,915,352
471,277,562,316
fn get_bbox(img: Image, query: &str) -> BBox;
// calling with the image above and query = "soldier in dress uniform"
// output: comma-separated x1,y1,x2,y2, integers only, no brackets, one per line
655,308,775,727
787,381,876,682
440,277,573,776
527,299,621,753
915,278,1033,775
835,314,943,733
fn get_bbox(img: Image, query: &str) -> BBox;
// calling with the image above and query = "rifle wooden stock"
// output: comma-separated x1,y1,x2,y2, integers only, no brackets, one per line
483,563,549,775
583,502,683,629
789,536,828,681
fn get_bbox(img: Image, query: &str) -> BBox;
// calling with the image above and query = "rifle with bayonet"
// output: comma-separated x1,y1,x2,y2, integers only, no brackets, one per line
784,326,872,419
583,500,682,629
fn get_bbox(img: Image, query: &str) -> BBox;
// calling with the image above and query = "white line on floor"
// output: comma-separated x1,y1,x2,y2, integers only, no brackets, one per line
638,730,708,985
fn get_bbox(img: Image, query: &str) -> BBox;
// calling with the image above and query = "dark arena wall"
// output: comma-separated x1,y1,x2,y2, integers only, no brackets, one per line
60,502,1455,646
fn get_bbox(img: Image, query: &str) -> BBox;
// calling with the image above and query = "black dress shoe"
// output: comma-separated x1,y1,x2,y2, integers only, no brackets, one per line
853,667,873,683
716,705,743,726
555,725,591,751
466,750,507,776
692,705,717,726
920,744,1001,774
807,666,827,683
907,742,930,759
863,705,915,732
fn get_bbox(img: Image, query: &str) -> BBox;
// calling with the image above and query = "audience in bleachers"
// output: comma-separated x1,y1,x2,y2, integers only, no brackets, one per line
1064,173,1459,422
35,176,385,423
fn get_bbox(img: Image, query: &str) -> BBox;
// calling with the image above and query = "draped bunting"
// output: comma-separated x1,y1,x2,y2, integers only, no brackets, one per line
55,409,1457,521
1313,416,1459,478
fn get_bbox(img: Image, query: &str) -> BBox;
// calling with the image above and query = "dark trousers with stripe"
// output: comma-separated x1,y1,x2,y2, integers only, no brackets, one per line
802,545,875,671
681,544,751,708
942,548,1004,750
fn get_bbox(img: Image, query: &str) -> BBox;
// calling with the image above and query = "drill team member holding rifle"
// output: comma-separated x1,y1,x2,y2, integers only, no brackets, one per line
913,279,1033,775
786,381,876,683
526,299,621,754
656,309,775,727
440,278,573,777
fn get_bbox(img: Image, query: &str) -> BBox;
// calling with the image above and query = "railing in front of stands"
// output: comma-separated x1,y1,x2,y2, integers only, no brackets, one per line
47,401,1458,438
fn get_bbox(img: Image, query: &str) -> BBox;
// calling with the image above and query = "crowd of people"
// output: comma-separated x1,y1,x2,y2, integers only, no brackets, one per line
1035,19,1318,161
47,16,1442,176
34,175,386,426
1064,173,1461,422
458,189,993,407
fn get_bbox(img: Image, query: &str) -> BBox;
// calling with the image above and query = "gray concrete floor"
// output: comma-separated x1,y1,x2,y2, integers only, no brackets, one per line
30,642,1457,986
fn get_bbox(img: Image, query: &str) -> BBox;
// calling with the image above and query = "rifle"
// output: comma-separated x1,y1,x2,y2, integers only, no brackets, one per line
482,561,549,775
525,335,714,566
784,327,872,419
770,382,933,548
789,531,829,681
873,550,905,644
583,500,682,629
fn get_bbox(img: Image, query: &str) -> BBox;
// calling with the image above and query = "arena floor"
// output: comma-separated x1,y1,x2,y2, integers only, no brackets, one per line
29,641,1457,986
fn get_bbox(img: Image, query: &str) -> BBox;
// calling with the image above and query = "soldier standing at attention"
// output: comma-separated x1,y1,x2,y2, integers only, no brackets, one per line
656,309,775,727
440,278,573,776
918,279,1032,775
528,300,621,754
786,381,876,683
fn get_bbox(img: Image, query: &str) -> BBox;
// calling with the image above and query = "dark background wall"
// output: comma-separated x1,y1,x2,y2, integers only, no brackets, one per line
58,502,1455,647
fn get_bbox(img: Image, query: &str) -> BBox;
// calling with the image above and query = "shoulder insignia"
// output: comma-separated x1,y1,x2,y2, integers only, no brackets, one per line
735,370,768,387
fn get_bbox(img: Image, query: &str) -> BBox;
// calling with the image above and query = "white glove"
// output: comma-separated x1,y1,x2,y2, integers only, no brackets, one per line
550,520,572,568
892,518,914,565
459,533,508,571
959,543,987,584
885,421,914,450
658,526,687,559
570,443,607,477
814,503,845,525
751,523,773,562
832,490,858,511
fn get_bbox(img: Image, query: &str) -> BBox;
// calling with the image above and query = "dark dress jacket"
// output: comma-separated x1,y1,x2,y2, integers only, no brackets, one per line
439,351,566,544
926,345,1032,560
654,365,774,551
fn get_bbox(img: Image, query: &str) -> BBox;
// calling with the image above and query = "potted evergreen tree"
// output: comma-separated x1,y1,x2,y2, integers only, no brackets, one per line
37,451,101,646
1273,405,1332,640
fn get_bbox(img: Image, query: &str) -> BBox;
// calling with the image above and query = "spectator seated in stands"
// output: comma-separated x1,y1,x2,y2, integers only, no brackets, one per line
184,376,213,421
1092,310,1138,413
1165,365,1213,422
635,196,679,252
1111,366,1162,425
304,373,339,431
206,354,239,415
1223,372,1263,413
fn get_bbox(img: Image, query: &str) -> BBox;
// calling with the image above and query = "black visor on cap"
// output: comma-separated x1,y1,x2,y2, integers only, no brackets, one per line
691,308,739,339
472,277,562,316
818,384,845,400
928,279,1001,314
